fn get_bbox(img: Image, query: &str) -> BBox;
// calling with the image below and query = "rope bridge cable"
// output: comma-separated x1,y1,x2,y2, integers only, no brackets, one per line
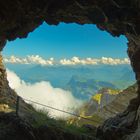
21,97,101,124
16,97,97,139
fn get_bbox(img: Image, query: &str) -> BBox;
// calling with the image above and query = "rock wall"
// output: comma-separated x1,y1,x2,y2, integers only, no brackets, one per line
0,54,17,108
0,0,140,139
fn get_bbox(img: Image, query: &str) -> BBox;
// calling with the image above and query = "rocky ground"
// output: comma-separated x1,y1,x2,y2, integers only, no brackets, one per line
0,111,97,140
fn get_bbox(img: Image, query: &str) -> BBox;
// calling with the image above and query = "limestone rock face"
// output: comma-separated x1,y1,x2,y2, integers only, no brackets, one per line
0,0,140,140
0,54,17,108
95,85,138,120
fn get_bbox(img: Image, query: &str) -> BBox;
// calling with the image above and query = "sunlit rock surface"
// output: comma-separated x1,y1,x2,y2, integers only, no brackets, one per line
0,54,17,109
68,84,138,128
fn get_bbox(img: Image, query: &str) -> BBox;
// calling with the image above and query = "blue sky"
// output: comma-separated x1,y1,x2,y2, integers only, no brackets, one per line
3,22,128,59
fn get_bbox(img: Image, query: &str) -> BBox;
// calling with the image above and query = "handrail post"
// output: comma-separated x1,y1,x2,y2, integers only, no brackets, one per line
16,96,20,116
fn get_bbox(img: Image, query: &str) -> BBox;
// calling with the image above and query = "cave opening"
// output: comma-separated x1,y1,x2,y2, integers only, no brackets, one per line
1,22,136,126
0,1,140,139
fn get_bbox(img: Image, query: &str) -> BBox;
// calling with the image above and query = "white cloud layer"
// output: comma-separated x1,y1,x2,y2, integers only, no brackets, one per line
4,55,54,66
3,55,130,66
60,57,130,65
7,69,83,118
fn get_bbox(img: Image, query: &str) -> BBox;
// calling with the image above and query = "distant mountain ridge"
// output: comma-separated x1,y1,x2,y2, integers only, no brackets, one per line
66,75,117,100
5,64,135,89
5,64,136,101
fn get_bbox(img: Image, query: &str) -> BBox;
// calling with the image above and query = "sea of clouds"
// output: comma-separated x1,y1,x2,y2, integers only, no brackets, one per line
7,69,83,118
4,55,130,66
